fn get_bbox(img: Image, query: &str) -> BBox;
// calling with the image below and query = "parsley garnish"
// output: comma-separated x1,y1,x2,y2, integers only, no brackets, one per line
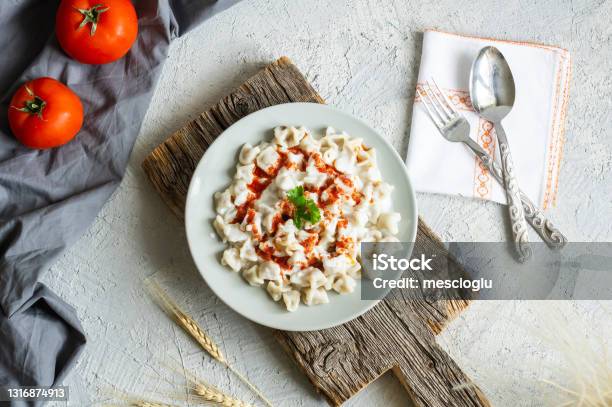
286,186,321,229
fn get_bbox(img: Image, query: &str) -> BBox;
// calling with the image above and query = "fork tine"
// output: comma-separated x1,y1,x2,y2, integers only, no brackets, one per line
423,81,450,124
427,80,454,120
418,86,445,130
430,78,458,115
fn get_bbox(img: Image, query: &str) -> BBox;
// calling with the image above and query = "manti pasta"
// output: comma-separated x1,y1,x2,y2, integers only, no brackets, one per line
213,126,400,311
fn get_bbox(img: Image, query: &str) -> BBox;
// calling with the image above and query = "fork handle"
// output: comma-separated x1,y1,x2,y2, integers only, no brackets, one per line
466,138,567,250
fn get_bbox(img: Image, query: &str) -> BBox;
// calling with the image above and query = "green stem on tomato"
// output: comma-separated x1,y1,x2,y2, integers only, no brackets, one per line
11,86,46,119
75,4,109,36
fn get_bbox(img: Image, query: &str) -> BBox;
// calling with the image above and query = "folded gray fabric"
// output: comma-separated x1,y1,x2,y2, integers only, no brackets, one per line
0,284,86,401
0,1,241,405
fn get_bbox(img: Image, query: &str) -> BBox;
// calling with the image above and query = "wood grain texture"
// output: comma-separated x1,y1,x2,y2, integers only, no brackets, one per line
142,56,324,218
275,220,487,407
141,56,490,407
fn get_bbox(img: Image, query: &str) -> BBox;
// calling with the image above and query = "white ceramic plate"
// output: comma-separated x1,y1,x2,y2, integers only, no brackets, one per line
185,103,417,331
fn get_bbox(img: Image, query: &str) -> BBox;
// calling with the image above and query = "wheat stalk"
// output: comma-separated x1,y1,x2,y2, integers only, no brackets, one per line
101,388,176,407
147,280,274,407
162,360,254,407
535,303,612,407
174,311,226,362
192,382,254,407
442,302,612,406
131,402,174,407
147,280,225,363
104,404,169,407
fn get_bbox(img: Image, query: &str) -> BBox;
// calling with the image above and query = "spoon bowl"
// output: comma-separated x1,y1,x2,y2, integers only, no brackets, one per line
469,45,531,262
469,46,516,122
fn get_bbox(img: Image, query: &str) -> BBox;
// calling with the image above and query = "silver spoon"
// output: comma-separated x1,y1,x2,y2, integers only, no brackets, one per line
469,46,531,262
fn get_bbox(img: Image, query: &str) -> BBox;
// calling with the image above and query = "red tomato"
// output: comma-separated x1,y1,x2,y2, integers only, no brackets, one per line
55,0,138,65
8,78,84,149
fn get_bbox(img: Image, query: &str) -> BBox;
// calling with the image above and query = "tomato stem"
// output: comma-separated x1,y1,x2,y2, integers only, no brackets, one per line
75,4,109,36
12,86,46,119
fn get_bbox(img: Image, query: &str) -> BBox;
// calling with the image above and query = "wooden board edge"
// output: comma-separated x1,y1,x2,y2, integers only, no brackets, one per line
427,300,471,335
141,56,317,166
140,56,323,212
273,331,342,407
391,365,492,407
416,217,472,334
142,145,185,220
273,329,391,407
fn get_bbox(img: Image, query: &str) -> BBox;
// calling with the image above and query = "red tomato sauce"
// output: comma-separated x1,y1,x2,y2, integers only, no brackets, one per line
256,245,291,271
300,234,318,254
231,143,365,272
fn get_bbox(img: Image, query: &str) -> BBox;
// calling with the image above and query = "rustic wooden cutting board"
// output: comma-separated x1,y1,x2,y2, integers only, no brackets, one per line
142,57,490,407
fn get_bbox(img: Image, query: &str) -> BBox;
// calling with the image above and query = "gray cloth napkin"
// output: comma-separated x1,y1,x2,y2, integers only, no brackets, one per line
0,1,240,405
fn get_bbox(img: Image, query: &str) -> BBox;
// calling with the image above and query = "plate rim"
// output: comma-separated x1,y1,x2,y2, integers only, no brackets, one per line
185,102,418,331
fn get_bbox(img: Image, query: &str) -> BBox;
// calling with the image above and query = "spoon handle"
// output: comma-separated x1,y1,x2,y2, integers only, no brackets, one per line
465,139,567,249
494,124,532,262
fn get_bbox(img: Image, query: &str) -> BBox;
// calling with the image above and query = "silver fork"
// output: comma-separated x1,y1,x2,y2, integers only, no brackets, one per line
419,79,567,250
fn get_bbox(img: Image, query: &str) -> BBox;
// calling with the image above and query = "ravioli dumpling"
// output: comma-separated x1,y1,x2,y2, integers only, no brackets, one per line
239,143,260,164
302,287,329,306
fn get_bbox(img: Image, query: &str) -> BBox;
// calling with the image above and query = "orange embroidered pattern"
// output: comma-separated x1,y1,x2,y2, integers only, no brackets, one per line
473,119,496,199
414,82,495,199
552,55,572,207
424,29,571,209
415,84,473,111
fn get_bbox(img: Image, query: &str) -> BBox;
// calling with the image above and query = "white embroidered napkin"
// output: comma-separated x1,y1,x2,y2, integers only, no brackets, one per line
405,30,571,209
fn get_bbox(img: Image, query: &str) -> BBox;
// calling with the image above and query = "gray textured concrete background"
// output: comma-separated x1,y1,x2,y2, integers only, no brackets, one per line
43,0,612,406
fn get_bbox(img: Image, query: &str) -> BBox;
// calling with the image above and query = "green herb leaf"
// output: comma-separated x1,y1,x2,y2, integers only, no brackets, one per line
286,186,320,229
305,199,321,224
287,185,305,205
293,211,303,229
